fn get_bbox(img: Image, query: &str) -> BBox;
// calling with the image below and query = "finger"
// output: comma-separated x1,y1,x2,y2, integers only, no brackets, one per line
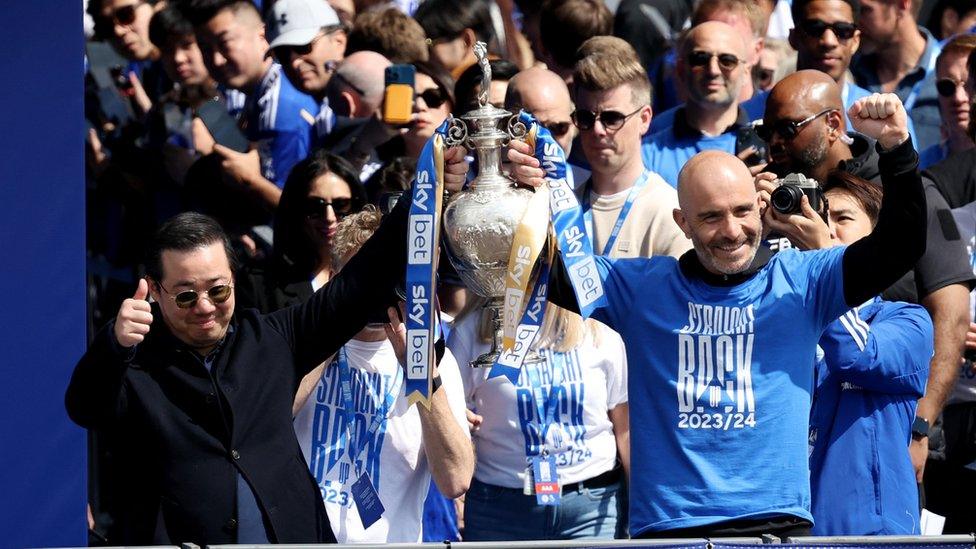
756,180,777,195
126,309,154,325
387,306,405,329
865,97,880,119
510,163,546,180
444,146,466,163
799,195,818,220
748,162,768,177
128,322,151,336
444,159,470,176
736,146,757,161
212,143,230,157
507,139,533,155
506,147,540,168
848,101,862,120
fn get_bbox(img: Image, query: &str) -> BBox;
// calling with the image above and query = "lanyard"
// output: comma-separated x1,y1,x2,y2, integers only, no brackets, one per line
903,44,941,111
524,350,568,451
583,170,652,256
336,347,404,474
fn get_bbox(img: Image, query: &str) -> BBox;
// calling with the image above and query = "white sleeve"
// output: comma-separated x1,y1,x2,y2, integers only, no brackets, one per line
437,348,472,438
601,325,629,409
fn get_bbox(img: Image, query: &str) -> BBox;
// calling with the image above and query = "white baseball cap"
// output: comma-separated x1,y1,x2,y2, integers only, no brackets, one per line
266,0,341,51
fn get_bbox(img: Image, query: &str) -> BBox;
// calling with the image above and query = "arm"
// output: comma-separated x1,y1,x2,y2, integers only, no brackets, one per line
609,403,630,483
820,302,931,395
211,144,282,209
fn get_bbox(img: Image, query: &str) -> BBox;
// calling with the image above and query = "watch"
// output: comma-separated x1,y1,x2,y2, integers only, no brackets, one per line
911,416,930,440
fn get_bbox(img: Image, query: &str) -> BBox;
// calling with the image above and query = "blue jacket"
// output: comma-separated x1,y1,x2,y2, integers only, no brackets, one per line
809,298,931,535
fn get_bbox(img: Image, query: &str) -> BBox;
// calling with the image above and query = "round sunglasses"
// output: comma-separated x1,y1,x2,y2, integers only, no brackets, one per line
571,107,643,131
687,50,743,72
158,282,234,309
936,78,967,98
416,87,449,109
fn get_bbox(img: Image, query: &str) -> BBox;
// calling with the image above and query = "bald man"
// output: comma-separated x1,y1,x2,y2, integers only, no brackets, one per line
643,21,765,187
764,72,976,493
327,51,391,118
518,92,927,537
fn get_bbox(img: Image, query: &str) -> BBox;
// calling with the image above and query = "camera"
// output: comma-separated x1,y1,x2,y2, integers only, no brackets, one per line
770,173,823,215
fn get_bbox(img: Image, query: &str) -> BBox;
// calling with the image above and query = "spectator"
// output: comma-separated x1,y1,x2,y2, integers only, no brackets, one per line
851,0,943,150
649,0,767,133
537,0,613,84
926,47,976,207
383,62,455,161
414,0,494,79
505,66,587,184
643,21,758,187
930,0,976,40
291,207,473,543
752,38,795,92
455,58,519,113
265,0,348,143
448,303,629,541
186,0,318,207
326,51,392,118
543,36,688,259
345,6,429,64
919,34,976,168
762,71,974,494
90,0,164,63
764,170,931,535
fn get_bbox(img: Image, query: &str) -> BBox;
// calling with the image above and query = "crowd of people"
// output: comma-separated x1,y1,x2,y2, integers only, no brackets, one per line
76,0,976,545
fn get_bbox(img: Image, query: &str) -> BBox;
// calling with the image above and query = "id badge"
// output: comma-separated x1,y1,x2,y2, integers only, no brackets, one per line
350,472,385,529
522,465,534,495
531,454,561,506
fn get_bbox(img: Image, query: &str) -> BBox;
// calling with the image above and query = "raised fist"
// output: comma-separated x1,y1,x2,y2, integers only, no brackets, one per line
848,93,910,151
114,278,153,348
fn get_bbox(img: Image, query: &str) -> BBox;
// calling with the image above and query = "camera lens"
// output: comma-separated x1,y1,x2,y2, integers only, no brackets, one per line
771,185,803,214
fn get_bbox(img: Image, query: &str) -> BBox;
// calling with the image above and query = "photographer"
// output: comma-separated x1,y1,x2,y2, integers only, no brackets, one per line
510,92,926,537
763,170,932,535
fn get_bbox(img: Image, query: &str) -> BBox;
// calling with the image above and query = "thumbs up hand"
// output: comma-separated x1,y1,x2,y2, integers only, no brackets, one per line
114,278,153,348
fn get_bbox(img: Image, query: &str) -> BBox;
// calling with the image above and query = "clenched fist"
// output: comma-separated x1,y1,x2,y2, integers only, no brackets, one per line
114,278,153,348
848,93,910,151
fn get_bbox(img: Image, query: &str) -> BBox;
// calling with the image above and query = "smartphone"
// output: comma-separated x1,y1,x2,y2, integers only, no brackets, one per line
196,98,251,153
736,125,768,167
383,64,416,125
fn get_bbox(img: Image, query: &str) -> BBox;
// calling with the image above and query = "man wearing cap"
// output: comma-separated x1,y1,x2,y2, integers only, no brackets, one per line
265,0,347,143
186,0,318,207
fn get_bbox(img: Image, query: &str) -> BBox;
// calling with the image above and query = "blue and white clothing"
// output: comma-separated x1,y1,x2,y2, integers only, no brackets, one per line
642,107,752,187
809,298,931,535
313,97,337,145
589,246,849,535
241,63,317,188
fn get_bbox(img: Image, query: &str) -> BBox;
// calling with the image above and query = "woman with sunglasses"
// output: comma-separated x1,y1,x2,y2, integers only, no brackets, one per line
919,34,976,169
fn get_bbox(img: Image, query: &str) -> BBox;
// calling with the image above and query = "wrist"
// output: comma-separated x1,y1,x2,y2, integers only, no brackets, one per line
911,415,930,440
879,131,910,151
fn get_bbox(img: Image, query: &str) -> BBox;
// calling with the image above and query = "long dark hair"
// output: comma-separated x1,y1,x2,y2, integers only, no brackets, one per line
272,150,367,281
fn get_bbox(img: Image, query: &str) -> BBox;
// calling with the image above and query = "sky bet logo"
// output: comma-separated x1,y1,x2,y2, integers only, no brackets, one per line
675,302,757,430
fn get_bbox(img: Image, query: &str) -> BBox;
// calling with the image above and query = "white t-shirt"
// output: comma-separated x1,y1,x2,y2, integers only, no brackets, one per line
293,338,470,543
448,309,628,489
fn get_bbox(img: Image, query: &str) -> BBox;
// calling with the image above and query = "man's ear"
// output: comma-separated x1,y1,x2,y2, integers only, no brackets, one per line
673,208,692,239
341,90,358,117
460,28,477,50
333,30,348,56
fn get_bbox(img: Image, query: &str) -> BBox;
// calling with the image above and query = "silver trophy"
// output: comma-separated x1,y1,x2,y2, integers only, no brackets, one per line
442,42,544,368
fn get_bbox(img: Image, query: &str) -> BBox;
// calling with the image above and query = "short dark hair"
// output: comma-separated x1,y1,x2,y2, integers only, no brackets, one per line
149,5,195,49
791,0,860,25
272,150,367,280
823,170,883,224
180,0,260,27
455,59,520,112
415,60,457,109
146,212,238,282
346,7,429,64
539,0,613,70
414,0,495,44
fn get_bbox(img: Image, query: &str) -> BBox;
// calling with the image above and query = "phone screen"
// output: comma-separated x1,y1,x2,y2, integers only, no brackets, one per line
196,99,250,153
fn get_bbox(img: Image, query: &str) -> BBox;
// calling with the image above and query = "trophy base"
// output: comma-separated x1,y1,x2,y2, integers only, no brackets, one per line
469,298,548,369
470,348,547,369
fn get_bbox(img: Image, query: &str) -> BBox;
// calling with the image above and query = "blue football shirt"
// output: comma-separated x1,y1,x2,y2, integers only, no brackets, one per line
590,246,849,534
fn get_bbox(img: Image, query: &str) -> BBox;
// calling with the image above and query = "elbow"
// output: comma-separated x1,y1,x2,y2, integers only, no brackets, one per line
439,476,471,499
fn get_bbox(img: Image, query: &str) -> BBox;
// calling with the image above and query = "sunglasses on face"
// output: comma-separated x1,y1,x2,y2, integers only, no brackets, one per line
757,108,835,142
571,106,643,131
541,120,572,137
304,196,355,219
158,282,234,309
416,87,448,109
273,26,343,58
106,1,144,26
687,50,743,72
755,67,776,88
936,78,966,97
799,19,858,40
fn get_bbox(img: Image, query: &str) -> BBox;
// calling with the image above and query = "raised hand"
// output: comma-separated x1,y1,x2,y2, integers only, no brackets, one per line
443,146,470,193
506,139,546,189
848,93,910,151
114,278,153,348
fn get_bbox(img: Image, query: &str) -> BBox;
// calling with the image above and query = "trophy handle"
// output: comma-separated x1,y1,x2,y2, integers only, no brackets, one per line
505,112,528,145
443,116,471,149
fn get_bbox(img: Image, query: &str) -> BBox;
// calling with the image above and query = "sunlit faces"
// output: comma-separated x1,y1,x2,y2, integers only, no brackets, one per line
825,189,873,244
405,72,452,145
679,175,763,275
575,84,650,174
789,0,861,82
763,101,837,173
681,24,750,109
303,171,354,250
101,0,158,60
935,48,972,141
160,34,210,86
149,242,235,354
196,8,269,90
275,28,346,97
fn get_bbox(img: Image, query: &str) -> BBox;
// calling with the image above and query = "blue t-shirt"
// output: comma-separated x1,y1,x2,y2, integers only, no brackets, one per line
242,63,318,188
809,298,930,535
642,129,739,188
589,246,849,535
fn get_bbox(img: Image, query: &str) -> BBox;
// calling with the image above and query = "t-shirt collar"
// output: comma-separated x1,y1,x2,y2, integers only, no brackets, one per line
678,244,773,286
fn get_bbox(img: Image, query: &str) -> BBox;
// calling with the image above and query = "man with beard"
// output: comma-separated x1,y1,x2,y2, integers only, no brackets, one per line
511,92,926,537
919,34,976,169
643,21,761,187
761,70,974,493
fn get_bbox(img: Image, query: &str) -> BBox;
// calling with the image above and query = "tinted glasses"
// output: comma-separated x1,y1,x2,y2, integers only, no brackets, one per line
541,120,572,137
572,107,643,131
687,50,743,72
799,19,857,40
158,283,234,309
304,196,355,219
107,1,145,26
757,108,835,142
417,87,449,109
936,78,966,97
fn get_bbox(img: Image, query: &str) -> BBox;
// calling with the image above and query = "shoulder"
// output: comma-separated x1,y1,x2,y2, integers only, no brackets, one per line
639,172,679,201
769,246,845,272
741,90,768,121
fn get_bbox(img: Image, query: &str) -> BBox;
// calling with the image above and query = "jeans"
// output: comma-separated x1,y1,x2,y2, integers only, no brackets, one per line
463,476,625,541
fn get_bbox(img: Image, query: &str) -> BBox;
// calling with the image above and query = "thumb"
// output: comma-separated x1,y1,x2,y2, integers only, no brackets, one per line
212,143,230,157
799,195,818,219
133,278,149,301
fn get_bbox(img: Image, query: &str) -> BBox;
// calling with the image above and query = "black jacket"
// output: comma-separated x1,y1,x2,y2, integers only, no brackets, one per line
65,198,409,545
